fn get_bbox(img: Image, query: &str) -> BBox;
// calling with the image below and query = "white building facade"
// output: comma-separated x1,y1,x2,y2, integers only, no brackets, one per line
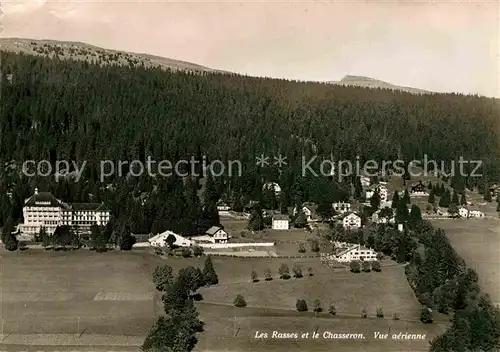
342,213,362,229
272,215,290,230
332,202,351,214
20,188,110,236
335,244,378,262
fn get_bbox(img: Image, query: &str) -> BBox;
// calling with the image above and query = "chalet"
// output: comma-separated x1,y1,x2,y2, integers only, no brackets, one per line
272,214,290,230
216,201,231,211
332,202,351,214
205,226,229,243
342,212,362,230
335,244,378,262
149,230,193,248
410,181,429,196
293,204,315,222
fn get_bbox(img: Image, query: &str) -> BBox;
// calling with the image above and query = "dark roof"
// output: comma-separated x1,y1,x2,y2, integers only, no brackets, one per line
272,214,289,221
69,202,109,211
24,192,63,207
206,226,222,235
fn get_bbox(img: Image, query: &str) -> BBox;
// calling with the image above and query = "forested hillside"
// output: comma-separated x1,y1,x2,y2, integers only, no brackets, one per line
1,51,499,235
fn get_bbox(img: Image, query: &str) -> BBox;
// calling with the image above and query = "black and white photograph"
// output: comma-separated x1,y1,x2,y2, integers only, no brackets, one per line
1,1,499,351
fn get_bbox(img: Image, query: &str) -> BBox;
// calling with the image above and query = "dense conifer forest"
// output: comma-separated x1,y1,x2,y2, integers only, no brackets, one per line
1,51,499,236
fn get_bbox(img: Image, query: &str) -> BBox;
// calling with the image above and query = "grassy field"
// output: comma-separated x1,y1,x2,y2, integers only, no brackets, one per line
431,218,500,306
0,248,447,351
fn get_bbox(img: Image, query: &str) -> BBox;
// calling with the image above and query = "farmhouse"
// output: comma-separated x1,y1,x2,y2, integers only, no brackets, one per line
272,214,290,230
20,188,110,236
410,181,429,196
342,212,362,229
149,230,193,247
204,226,229,243
332,202,351,214
335,244,378,262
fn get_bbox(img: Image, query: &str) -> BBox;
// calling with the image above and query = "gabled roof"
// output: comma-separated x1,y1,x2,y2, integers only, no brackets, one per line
206,226,223,235
336,244,374,257
24,191,63,207
272,214,289,221
342,212,361,219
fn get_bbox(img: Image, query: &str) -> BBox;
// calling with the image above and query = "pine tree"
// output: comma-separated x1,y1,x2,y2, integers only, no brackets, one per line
118,224,136,250
391,191,399,209
402,189,411,205
370,189,381,209
460,193,467,206
395,201,409,224
409,204,422,229
484,186,492,202
427,181,433,190
202,256,218,285
451,191,459,205
354,177,363,200
428,188,436,204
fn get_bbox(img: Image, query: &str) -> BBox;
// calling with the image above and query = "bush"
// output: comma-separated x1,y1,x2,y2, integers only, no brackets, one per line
376,307,384,318
361,308,367,318
264,268,272,281
292,264,303,278
393,313,400,320
307,267,314,276
313,299,322,313
181,248,192,258
296,299,308,312
372,261,381,272
376,253,384,260
298,243,306,253
154,248,163,255
279,263,290,280
420,307,433,324
362,261,371,272
234,294,247,308
251,269,258,282
328,304,337,315
310,239,320,252
192,245,204,257
350,260,361,273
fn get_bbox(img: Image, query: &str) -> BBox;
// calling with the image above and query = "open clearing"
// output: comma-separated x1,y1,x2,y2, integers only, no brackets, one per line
431,218,500,306
0,249,447,351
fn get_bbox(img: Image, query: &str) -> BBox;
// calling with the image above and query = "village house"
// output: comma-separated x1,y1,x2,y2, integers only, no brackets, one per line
292,205,315,222
371,209,395,224
272,214,290,230
365,185,388,202
360,176,371,187
216,200,231,211
332,202,351,214
410,181,429,196
203,226,229,243
468,210,485,218
458,207,469,218
335,244,378,262
149,230,193,248
20,188,110,236
342,212,362,230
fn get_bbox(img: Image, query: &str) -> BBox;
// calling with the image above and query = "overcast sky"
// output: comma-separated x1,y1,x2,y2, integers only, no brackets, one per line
3,0,499,97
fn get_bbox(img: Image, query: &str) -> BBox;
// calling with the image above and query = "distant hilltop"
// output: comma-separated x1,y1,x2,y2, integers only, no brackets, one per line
328,75,431,94
2,37,430,94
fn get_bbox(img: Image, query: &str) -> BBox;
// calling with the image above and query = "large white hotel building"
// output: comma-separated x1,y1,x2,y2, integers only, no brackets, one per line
20,188,111,236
